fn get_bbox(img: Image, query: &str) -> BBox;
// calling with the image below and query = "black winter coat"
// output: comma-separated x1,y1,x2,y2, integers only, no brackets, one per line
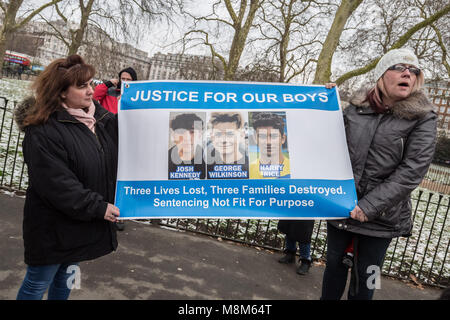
16,99,118,265
329,88,437,238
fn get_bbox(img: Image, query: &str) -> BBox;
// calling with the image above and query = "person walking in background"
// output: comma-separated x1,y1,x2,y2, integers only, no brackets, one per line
14,55,119,300
321,48,437,300
93,67,137,114
277,220,315,275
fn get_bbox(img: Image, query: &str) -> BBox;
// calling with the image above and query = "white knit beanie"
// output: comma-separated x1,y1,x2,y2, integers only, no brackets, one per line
374,48,420,81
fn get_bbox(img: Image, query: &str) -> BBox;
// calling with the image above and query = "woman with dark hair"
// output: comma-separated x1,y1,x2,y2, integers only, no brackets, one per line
321,48,437,300
15,55,120,300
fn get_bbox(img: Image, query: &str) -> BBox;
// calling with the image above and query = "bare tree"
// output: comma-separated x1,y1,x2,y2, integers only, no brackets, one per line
38,0,95,55
234,59,279,81
233,0,449,86
250,0,330,83
414,0,450,79
312,0,363,84
37,0,184,58
80,24,124,79
181,0,264,81
116,0,185,46
178,54,224,80
7,29,44,56
430,23,450,77
0,0,62,77
243,0,449,86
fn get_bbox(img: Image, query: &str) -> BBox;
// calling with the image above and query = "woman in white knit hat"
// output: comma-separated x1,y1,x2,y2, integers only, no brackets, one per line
321,48,437,300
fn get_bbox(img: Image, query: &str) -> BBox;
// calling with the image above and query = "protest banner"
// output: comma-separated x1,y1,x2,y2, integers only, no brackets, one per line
115,80,357,219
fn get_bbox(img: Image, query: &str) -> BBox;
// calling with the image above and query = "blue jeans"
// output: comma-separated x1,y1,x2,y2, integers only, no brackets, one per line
17,263,79,300
321,223,391,300
285,238,311,260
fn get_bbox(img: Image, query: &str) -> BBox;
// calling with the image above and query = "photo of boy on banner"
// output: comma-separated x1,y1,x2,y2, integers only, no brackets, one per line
249,111,291,179
168,112,206,180
206,112,249,179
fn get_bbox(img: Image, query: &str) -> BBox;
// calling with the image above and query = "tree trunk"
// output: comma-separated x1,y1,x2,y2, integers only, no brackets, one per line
0,0,23,78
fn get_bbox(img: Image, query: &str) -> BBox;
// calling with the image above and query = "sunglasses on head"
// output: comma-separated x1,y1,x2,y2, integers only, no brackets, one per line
388,64,421,76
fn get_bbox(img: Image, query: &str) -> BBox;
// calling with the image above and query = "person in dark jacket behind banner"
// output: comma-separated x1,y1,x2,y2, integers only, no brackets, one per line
321,48,437,300
14,55,119,300
277,220,315,275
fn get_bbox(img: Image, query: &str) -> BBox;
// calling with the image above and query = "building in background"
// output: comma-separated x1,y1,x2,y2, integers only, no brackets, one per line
6,20,151,80
6,19,269,84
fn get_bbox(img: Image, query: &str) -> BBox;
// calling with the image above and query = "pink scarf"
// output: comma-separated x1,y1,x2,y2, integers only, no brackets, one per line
62,101,96,133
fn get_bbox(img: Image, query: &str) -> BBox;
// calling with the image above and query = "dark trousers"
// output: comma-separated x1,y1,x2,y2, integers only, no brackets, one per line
321,223,391,300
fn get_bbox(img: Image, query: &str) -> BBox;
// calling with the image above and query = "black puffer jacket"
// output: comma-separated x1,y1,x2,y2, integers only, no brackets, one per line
329,88,437,238
15,98,118,265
